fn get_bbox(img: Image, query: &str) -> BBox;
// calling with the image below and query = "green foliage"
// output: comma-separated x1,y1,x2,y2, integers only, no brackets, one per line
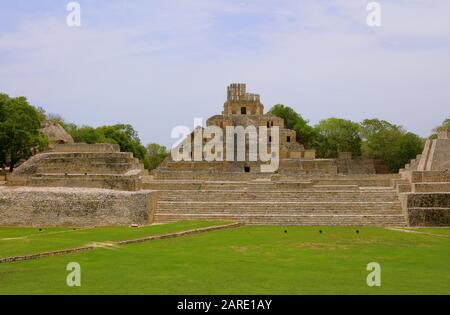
430,117,450,138
64,123,151,169
0,94,48,171
360,119,424,172
100,124,150,169
314,118,362,158
70,125,104,144
147,143,170,170
268,104,316,148
0,94,8,167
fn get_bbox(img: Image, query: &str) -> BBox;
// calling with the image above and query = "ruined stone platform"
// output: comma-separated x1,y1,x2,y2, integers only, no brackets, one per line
7,143,145,191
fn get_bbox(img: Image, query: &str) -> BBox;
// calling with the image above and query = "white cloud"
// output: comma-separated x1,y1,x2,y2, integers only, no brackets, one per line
0,0,449,146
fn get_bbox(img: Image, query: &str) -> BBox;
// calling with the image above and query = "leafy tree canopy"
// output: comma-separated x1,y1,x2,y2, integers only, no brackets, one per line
0,94,48,171
268,104,316,148
314,118,362,158
147,143,170,170
59,123,150,169
360,118,424,172
430,117,450,138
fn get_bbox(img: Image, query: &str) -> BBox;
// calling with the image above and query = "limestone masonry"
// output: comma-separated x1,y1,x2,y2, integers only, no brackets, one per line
0,84,448,227
154,84,374,179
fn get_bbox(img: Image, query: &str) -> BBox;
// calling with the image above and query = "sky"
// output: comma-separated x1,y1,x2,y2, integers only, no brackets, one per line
0,0,449,147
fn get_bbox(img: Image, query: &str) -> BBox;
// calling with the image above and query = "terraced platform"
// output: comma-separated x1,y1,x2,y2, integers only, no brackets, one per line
7,144,145,191
146,175,407,226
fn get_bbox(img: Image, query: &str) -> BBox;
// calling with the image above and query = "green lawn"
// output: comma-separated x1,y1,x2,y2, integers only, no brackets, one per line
0,220,228,259
0,225,449,294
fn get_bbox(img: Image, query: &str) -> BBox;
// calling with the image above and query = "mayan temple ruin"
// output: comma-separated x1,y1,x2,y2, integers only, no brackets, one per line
0,83,449,227
154,83,374,179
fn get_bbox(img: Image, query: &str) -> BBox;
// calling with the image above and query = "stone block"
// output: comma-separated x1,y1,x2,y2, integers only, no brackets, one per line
0,187,154,226
407,208,450,227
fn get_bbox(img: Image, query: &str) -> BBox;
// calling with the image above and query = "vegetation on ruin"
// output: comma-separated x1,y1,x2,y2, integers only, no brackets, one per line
0,220,228,259
268,104,425,171
268,104,316,149
314,118,362,158
0,225,448,294
360,119,424,172
42,112,169,170
146,143,170,170
430,117,450,138
56,122,152,169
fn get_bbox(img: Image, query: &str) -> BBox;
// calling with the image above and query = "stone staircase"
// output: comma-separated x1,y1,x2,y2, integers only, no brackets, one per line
149,175,407,226
30,152,144,174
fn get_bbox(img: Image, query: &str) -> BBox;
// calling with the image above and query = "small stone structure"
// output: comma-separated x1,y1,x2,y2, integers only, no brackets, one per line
7,143,145,191
40,121,74,148
394,130,450,226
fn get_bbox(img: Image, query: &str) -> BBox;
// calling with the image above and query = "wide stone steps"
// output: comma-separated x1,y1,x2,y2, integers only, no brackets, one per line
25,174,142,191
42,152,134,159
157,201,401,211
143,180,317,191
143,182,392,192
155,214,407,226
311,178,392,187
309,185,359,191
157,190,399,202
413,182,450,193
147,175,408,226
37,163,141,174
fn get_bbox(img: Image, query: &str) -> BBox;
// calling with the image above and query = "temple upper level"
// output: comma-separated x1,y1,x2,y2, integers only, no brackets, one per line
223,83,264,116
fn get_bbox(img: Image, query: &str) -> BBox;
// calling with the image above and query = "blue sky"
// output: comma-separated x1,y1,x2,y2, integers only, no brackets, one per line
1,0,449,146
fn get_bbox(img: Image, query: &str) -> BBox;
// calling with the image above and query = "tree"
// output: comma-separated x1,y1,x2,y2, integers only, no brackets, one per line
0,95,48,171
0,94,8,168
70,125,105,144
360,119,424,172
268,104,316,148
98,124,150,168
314,118,362,158
147,143,170,170
430,117,450,138
55,119,152,169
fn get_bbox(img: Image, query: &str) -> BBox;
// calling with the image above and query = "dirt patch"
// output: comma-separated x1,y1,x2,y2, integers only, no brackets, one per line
292,242,350,251
231,246,249,253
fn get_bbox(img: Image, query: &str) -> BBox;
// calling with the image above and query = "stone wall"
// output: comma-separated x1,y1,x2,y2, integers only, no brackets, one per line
50,143,120,153
0,187,155,226
336,152,375,175
396,131,450,227
403,193,450,226
416,134,450,171
155,159,337,180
